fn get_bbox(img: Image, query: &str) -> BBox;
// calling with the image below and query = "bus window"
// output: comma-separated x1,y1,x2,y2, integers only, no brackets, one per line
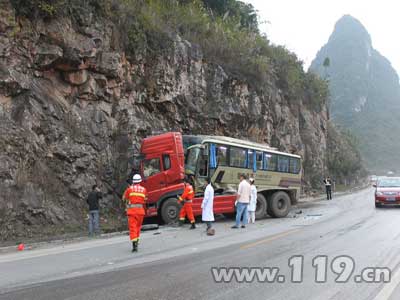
290,157,301,174
248,150,254,169
278,156,289,173
256,152,263,170
265,153,277,171
198,153,208,177
217,145,228,166
230,147,247,168
185,147,200,175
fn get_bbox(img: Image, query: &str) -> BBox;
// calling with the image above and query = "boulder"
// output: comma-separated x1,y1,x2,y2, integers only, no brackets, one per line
0,64,30,96
0,36,10,58
34,44,63,69
62,69,89,86
95,52,123,78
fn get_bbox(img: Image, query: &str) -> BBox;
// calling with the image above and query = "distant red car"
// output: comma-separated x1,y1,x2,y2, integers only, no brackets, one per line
374,177,400,208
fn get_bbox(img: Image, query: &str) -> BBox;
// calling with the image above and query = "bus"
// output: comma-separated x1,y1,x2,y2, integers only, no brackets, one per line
135,132,302,223
183,135,302,219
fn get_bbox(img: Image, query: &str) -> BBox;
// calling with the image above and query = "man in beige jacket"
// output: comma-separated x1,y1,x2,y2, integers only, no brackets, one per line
232,174,251,229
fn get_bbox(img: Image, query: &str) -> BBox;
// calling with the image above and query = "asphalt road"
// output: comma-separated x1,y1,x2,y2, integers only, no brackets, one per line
2,188,400,300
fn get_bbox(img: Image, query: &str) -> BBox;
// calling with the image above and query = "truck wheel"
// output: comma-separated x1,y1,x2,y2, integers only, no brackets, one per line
255,193,267,219
269,191,291,218
267,198,274,217
161,198,181,224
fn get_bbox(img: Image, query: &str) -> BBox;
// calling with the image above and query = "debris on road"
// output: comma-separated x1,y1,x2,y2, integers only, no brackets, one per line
304,214,323,221
141,224,159,231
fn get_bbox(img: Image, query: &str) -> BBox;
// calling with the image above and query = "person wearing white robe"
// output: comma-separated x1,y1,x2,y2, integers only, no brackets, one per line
248,178,257,223
201,178,214,230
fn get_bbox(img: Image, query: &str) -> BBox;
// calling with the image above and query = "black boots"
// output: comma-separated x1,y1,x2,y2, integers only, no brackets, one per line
178,220,195,229
132,241,138,252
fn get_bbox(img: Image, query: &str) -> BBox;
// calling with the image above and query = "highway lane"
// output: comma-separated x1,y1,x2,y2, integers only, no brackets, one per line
2,188,400,300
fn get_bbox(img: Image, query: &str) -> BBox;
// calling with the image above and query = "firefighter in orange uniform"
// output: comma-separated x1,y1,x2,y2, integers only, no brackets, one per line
123,174,147,252
178,176,196,229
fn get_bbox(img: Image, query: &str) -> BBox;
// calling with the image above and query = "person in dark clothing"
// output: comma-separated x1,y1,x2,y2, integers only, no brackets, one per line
87,185,102,235
323,177,332,200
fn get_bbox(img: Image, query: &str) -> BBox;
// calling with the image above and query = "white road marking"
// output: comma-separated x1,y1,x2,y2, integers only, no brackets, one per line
373,265,400,300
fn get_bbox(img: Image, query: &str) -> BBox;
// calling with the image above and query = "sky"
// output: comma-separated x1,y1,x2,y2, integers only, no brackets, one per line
245,0,400,75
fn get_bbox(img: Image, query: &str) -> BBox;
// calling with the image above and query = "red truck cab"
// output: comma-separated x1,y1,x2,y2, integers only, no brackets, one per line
138,132,185,218
135,132,236,223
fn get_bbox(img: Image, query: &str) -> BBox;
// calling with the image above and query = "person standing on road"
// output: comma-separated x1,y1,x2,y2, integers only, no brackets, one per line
178,176,196,229
323,176,332,200
87,185,102,236
248,178,257,224
122,174,148,252
232,174,251,229
201,178,214,233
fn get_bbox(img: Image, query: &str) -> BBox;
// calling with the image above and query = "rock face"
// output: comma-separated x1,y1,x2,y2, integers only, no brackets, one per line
0,1,330,242
310,15,400,172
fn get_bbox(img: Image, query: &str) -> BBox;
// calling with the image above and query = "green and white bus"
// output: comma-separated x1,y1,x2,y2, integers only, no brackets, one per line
183,135,302,218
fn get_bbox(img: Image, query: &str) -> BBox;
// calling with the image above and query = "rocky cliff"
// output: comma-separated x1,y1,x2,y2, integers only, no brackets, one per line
310,15,400,172
0,0,342,242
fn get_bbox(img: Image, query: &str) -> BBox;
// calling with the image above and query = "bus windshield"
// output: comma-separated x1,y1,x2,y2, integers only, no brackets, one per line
185,146,201,175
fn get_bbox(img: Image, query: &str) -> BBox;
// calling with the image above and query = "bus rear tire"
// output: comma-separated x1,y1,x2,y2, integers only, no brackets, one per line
269,191,291,218
161,198,181,224
255,193,267,219
267,199,274,217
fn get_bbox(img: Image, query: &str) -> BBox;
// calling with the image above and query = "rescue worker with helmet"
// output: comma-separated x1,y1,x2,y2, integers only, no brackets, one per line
178,175,196,229
122,174,148,252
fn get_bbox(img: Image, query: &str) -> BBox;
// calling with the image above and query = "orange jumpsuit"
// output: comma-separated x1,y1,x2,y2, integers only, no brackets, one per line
178,183,195,223
123,184,147,242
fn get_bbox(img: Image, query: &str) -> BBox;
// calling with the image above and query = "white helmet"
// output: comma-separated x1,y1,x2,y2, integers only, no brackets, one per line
132,174,142,183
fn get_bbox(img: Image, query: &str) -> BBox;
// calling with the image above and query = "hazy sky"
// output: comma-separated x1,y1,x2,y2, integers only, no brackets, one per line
246,0,400,75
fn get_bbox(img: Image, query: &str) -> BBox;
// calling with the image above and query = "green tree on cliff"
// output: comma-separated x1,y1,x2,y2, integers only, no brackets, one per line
323,57,330,80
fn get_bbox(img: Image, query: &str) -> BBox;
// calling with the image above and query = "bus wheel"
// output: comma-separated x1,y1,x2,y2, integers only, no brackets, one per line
267,198,274,217
161,198,181,224
255,193,267,219
269,192,291,218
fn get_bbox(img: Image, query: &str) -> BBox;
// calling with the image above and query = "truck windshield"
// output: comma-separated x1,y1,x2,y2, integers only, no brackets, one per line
185,147,201,175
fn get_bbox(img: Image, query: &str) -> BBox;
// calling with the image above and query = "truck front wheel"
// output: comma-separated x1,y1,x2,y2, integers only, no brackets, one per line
161,198,181,224
269,191,291,218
